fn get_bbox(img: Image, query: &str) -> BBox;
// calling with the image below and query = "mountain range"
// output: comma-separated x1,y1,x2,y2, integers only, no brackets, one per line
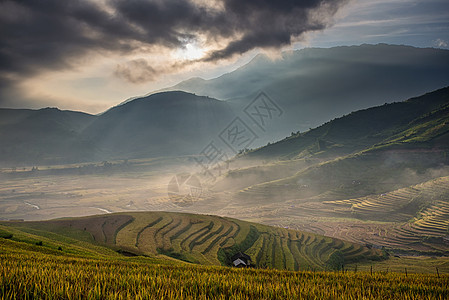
1,44,449,166
163,44,449,140
0,92,234,166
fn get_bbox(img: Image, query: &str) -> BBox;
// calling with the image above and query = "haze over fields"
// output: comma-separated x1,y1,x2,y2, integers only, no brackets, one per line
1,1,449,296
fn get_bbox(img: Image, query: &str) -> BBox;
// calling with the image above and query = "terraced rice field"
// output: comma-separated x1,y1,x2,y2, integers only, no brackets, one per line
0,212,382,270
297,176,449,251
324,176,449,220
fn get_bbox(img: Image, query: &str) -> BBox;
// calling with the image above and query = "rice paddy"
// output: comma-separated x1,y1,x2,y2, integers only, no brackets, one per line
1,236,448,299
0,212,382,271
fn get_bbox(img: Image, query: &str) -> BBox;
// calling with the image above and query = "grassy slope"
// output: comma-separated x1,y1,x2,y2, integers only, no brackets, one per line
214,87,449,197
244,86,449,159
0,211,382,271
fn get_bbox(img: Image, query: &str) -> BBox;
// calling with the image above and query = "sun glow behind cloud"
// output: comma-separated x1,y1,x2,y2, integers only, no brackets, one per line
175,43,206,61
0,0,448,113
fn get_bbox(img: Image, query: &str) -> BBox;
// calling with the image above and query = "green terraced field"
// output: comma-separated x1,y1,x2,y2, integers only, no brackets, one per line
0,211,382,270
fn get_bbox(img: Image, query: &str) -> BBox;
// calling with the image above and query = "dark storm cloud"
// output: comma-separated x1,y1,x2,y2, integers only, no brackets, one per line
204,0,345,61
114,59,158,83
0,0,347,85
0,0,137,76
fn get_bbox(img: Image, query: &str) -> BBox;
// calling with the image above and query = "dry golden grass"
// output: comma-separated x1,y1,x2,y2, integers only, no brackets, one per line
1,238,448,300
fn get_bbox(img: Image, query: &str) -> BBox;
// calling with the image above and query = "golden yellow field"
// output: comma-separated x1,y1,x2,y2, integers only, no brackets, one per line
1,237,448,300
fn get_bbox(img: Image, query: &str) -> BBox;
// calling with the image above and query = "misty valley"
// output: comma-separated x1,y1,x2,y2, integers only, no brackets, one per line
1,44,449,298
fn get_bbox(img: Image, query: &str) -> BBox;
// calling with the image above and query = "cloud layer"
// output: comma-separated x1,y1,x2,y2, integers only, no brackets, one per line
0,0,347,88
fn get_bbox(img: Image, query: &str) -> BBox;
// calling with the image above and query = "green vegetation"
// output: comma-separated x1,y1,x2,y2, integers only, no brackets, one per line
0,212,382,270
0,228,13,239
217,225,260,265
244,86,449,161
326,250,344,271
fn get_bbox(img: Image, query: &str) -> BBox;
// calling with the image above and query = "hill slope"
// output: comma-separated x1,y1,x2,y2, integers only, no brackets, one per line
82,91,234,159
207,87,449,252
0,211,382,271
0,108,96,165
0,91,234,165
243,86,449,160
216,87,449,193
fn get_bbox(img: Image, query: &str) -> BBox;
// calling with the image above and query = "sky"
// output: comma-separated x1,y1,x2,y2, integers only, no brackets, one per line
1,0,448,114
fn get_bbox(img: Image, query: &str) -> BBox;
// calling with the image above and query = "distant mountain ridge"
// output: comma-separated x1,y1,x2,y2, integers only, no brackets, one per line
82,91,234,159
245,86,449,160
161,44,449,140
1,44,449,166
0,92,234,166
0,107,97,165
